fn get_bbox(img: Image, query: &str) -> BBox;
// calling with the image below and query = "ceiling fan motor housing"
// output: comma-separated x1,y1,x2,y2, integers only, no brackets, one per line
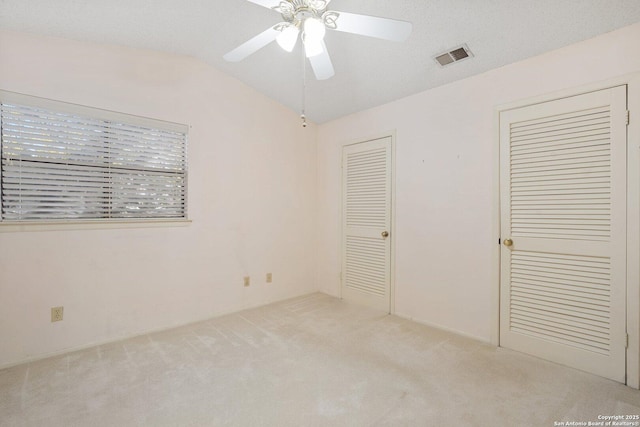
276,0,336,28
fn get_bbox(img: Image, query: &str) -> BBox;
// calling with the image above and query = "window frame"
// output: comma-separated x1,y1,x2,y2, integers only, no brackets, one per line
0,90,190,229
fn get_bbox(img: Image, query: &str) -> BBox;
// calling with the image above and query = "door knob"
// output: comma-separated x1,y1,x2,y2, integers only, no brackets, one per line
381,231,389,238
503,238,513,247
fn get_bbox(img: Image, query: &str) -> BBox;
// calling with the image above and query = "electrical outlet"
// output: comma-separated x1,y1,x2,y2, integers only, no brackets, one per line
51,306,64,322
244,276,250,287
266,273,272,283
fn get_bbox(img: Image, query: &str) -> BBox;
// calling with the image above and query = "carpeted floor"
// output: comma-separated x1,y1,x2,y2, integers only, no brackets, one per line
1,293,639,426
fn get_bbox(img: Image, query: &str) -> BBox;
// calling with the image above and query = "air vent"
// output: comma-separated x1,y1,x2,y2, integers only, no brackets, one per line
434,44,473,67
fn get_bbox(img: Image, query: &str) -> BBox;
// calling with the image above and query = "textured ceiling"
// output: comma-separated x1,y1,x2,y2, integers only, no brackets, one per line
1,0,640,123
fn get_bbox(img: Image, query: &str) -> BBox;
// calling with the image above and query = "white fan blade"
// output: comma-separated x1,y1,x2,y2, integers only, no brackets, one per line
245,0,280,9
332,11,412,42
223,27,280,62
308,41,334,80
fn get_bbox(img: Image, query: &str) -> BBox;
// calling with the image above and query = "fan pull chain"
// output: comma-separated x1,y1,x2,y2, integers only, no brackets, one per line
301,47,307,128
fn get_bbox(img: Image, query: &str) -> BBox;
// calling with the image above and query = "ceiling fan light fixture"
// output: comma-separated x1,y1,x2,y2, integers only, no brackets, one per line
277,24,300,52
303,17,326,42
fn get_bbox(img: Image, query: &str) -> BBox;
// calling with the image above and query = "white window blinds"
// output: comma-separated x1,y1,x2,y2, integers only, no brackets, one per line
0,93,187,222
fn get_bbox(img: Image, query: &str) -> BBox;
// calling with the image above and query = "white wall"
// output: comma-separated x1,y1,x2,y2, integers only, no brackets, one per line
316,22,640,342
0,31,318,368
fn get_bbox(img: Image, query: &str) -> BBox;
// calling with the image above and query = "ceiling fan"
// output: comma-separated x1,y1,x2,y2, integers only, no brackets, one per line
223,0,413,80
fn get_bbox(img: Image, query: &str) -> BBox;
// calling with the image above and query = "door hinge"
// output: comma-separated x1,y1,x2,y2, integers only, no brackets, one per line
627,110,630,126
626,333,629,349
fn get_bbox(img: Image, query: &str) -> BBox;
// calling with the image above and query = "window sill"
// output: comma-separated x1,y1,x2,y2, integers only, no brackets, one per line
0,218,192,233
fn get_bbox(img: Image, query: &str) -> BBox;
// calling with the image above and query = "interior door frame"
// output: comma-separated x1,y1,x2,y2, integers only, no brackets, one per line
492,73,640,388
340,131,397,314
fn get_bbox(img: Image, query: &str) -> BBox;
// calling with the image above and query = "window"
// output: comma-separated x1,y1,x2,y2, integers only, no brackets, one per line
0,92,188,222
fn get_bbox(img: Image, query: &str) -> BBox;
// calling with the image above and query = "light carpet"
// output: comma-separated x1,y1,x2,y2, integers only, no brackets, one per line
1,293,638,426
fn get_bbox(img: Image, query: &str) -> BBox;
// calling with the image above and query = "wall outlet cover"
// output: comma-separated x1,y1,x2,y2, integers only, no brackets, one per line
51,306,64,322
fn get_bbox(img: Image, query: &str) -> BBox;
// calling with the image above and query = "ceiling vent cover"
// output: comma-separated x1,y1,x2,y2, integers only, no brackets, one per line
434,44,473,67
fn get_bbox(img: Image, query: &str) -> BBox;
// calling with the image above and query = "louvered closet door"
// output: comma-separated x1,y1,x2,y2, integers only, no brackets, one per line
499,86,627,382
342,137,392,312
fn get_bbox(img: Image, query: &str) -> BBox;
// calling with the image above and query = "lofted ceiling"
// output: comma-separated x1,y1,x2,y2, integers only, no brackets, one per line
1,0,640,123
